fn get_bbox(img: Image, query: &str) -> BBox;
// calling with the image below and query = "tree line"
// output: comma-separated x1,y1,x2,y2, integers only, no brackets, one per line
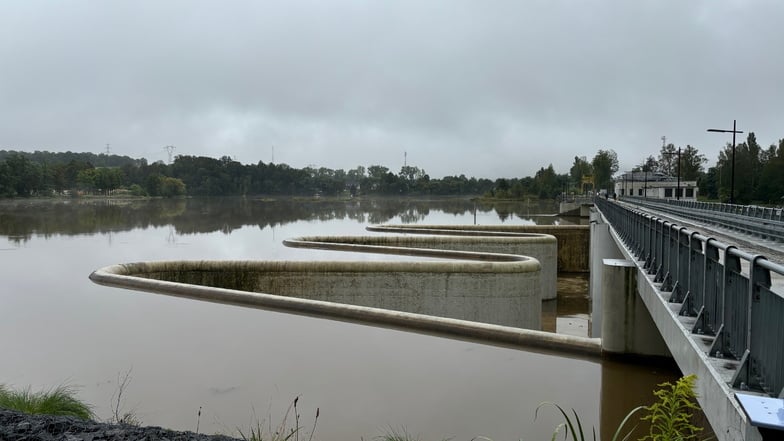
0,149,608,200
3,135,780,203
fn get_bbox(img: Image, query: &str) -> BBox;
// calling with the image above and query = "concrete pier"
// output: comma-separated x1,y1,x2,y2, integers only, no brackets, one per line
589,210,624,337
600,259,669,357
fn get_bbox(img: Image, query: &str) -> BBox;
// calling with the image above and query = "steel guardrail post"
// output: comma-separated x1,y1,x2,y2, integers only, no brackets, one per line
669,227,690,303
709,246,742,359
658,221,674,291
680,232,704,317
695,239,721,337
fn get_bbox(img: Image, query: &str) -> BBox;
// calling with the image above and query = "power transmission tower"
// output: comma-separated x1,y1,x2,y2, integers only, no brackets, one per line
164,145,176,164
105,143,111,155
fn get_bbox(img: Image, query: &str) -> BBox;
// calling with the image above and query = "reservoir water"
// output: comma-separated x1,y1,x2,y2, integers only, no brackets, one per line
0,197,680,440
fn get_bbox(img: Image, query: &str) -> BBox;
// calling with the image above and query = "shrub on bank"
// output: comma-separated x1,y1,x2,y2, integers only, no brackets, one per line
0,384,93,420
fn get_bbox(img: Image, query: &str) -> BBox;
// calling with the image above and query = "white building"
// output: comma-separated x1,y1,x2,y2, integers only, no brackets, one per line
613,171,699,200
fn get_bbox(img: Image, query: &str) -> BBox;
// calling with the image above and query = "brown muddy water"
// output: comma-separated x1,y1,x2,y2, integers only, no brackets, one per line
0,197,683,441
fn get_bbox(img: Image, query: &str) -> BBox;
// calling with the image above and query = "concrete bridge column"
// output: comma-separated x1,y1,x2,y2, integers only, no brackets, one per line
600,259,670,357
589,209,624,337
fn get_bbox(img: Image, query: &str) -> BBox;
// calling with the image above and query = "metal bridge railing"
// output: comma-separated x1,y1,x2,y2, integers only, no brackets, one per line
595,197,784,398
624,196,784,242
635,197,784,221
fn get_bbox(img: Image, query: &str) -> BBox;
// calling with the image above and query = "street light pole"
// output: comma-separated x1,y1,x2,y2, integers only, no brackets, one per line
676,147,681,200
708,120,743,205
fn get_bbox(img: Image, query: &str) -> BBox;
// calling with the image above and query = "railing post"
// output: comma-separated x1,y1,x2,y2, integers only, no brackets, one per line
680,232,704,317
694,239,721,336
709,246,741,359
658,222,674,291
731,256,774,394
669,227,689,303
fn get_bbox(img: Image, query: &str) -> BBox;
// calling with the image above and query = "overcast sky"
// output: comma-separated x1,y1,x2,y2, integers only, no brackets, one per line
1,1,782,179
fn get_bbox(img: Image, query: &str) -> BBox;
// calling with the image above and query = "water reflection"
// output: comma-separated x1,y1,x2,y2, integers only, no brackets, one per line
0,197,576,244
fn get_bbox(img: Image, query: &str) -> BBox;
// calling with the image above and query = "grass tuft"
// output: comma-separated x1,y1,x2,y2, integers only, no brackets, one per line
238,396,319,441
376,426,451,441
0,383,94,420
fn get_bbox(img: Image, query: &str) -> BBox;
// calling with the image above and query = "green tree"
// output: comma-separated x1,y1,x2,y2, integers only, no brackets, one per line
3,155,43,197
93,168,125,194
757,139,784,203
569,156,592,188
679,145,706,181
591,149,618,192
532,164,559,198
658,143,677,176
77,168,95,191
641,155,659,172
159,176,186,197
716,133,765,204
698,167,719,200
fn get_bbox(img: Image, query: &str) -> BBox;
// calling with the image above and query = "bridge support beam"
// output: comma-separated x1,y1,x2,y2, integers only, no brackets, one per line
600,259,670,358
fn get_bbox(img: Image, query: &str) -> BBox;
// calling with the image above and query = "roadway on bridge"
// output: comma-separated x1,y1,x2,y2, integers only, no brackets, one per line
619,199,784,290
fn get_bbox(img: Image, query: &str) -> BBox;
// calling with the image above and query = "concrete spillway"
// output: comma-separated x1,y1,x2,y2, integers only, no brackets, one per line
90,226,600,356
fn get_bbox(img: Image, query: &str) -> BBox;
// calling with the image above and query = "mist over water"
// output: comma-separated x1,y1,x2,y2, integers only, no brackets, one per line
0,197,677,440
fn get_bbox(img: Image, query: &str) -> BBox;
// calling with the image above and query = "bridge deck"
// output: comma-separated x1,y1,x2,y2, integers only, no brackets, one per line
595,198,784,441
620,200,784,291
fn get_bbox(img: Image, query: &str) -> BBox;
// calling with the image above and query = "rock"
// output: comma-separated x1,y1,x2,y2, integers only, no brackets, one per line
0,409,241,441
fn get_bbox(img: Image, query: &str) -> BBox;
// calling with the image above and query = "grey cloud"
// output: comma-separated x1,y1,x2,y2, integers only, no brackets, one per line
1,0,782,178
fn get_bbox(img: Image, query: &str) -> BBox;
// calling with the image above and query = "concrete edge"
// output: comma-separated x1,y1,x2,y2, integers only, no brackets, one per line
372,224,590,232
364,226,558,243
105,256,541,275
89,265,601,359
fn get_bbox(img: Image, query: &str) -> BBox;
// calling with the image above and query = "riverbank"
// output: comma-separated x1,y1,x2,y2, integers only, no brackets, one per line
0,409,240,441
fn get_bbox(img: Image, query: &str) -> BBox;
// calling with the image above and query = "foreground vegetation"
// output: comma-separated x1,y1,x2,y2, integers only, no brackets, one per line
0,384,93,420
0,375,708,440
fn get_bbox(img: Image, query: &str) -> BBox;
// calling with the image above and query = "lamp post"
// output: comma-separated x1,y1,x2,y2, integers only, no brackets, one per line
676,147,681,200
707,120,743,205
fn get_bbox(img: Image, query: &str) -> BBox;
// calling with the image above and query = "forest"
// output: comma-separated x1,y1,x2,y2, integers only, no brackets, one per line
0,150,585,199
0,133,782,204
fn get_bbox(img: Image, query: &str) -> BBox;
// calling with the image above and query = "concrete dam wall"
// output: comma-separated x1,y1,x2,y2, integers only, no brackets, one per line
371,224,589,273
90,226,600,355
310,230,558,300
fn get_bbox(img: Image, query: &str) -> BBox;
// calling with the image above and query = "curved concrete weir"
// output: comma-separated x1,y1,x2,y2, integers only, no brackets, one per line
90,228,600,356
364,225,559,299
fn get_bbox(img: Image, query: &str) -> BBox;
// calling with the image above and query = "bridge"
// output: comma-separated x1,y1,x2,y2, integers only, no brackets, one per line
592,197,784,441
